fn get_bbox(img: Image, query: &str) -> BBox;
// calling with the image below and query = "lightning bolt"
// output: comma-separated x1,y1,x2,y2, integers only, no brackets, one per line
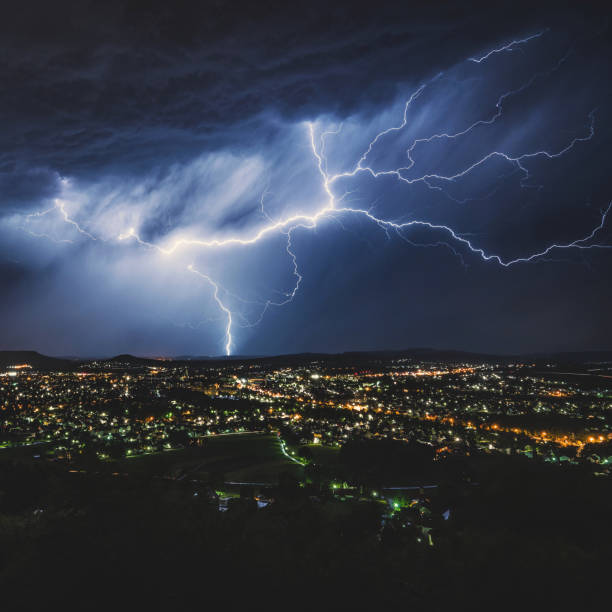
54,200,97,241
23,198,97,242
329,49,589,193
187,265,233,356
468,29,549,63
331,202,612,267
20,30,611,355
233,229,304,331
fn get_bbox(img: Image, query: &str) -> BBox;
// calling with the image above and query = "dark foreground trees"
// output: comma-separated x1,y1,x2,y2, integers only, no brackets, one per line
1,456,610,611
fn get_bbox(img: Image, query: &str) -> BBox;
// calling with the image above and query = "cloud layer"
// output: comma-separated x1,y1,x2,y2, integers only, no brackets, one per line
0,1,610,356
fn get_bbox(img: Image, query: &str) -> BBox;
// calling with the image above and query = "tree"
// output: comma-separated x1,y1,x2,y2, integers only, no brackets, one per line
168,428,190,448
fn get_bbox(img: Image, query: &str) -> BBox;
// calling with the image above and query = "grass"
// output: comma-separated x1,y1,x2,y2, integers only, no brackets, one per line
302,443,340,467
1,432,304,484
0,441,52,461
194,433,304,483
101,432,304,484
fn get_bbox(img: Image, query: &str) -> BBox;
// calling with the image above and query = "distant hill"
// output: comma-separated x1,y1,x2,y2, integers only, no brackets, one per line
103,348,612,369
530,350,612,363
1,348,611,372
194,348,612,367
107,354,159,366
0,351,76,371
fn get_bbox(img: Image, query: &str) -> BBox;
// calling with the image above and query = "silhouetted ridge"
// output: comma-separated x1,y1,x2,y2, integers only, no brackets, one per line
0,351,74,370
1,348,611,372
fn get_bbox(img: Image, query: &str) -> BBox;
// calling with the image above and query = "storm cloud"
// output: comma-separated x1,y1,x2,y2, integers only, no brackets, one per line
0,0,610,356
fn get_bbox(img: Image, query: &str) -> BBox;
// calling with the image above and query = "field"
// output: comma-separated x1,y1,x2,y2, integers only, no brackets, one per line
106,432,304,484
0,441,52,461
1,433,304,484
302,443,340,466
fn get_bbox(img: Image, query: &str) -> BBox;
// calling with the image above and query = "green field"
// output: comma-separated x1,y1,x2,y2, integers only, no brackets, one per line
105,432,304,484
0,441,51,461
1,433,304,484
302,443,340,465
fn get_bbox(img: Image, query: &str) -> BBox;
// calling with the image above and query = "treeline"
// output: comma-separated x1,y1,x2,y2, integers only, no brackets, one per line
1,450,611,609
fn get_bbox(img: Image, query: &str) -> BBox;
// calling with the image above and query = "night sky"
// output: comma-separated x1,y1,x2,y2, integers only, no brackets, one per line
0,1,610,357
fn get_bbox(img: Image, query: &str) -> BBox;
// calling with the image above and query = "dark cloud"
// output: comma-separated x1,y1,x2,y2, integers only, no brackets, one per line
0,167,60,212
0,0,610,355
1,1,597,176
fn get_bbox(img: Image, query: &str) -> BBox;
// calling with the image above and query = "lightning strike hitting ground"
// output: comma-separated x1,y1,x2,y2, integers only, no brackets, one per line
187,265,233,356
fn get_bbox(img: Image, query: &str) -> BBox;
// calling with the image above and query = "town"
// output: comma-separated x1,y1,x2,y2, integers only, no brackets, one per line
2,354,611,607
2,355,611,470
